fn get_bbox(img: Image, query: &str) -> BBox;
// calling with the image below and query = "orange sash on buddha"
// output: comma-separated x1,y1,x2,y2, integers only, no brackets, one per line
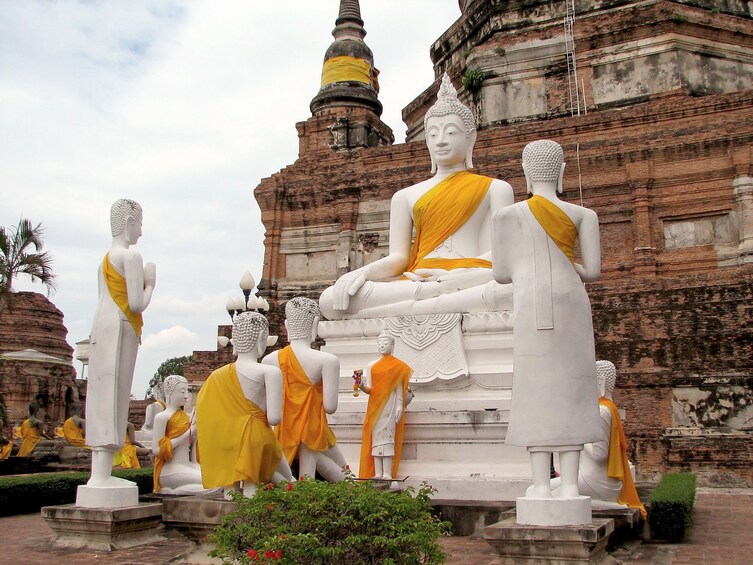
17,419,41,457
359,355,413,479
114,434,140,469
600,398,647,518
407,171,494,273
196,363,282,488
153,409,190,492
275,346,336,464
63,418,88,448
527,195,577,263
0,441,12,460
102,253,143,340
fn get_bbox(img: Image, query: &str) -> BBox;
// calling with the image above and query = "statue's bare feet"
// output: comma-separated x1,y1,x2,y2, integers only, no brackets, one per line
86,475,134,488
527,485,552,498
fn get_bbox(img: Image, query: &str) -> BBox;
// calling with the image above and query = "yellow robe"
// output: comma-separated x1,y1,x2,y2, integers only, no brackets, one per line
17,419,41,457
153,409,190,492
527,195,577,263
359,355,413,479
407,171,494,273
275,346,337,465
197,363,282,489
113,433,140,469
0,441,12,460
601,398,647,518
63,418,88,448
12,426,22,440
54,426,65,439
102,252,143,340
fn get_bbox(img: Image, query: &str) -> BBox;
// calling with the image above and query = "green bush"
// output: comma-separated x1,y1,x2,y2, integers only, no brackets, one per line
210,478,451,565
0,468,153,516
462,68,485,93
648,472,697,542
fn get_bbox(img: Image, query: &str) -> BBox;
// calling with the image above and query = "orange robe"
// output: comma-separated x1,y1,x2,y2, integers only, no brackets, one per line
275,346,336,465
54,426,65,439
359,355,413,479
153,410,190,492
17,419,41,457
0,441,12,460
113,434,140,469
63,418,88,448
601,398,647,518
407,171,494,273
196,363,282,488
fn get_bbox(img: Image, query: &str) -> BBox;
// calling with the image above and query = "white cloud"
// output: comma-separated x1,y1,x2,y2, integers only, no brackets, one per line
0,1,461,398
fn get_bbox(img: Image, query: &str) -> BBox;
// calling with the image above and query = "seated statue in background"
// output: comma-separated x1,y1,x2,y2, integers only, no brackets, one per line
141,382,166,432
356,331,413,481
319,73,514,320
197,312,293,498
18,402,50,457
263,298,348,481
152,375,207,494
63,402,88,448
114,422,146,469
86,198,156,487
492,139,602,499
553,361,646,515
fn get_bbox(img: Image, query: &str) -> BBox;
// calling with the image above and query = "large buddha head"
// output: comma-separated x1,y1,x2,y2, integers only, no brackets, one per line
424,73,477,173
110,199,143,244
163,375,190,409
231,311,270,359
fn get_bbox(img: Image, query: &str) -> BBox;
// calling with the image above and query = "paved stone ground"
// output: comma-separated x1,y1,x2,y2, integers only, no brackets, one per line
0,488,749,564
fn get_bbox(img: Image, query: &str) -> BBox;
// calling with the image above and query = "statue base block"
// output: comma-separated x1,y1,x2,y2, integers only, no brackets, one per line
516,495,592,526
41,502,164,551
161,495,235,542
76,482,139,508
485,516,617,564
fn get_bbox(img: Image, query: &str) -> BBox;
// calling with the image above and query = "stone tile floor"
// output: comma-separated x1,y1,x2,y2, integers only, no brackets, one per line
0,488,749,564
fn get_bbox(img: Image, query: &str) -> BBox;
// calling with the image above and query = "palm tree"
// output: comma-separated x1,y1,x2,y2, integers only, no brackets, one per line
0,218,56,314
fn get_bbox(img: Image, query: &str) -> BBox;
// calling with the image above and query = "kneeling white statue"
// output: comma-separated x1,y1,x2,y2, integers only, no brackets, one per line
551,360,646,516
319,73,513,320
152,375,208,494
197,312,293,497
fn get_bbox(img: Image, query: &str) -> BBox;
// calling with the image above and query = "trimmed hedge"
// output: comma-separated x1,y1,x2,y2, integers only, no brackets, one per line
648,472,697,542
0,468,153,516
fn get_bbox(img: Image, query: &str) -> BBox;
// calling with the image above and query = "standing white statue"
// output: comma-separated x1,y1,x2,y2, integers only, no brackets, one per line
197,312,293,498
151,375,208,494
319,73,514,320
355,331,413,480
83,199,156,493
554,360,646,516
263,297,348,480
491,140,602,509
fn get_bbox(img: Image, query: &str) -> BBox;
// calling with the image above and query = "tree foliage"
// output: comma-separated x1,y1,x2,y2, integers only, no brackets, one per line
0,218,56,316
146,355,192,397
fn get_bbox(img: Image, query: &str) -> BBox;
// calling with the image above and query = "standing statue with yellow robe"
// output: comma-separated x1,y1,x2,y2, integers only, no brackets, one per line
356,332,413,480
493,139,602,501
85,199,155,489
197,312,292,498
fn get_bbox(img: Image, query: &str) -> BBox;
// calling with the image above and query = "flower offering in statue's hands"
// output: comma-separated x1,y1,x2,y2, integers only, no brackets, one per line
352,369,363,396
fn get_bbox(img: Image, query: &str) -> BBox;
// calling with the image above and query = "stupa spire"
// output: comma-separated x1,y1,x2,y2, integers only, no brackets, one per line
310,0,381,116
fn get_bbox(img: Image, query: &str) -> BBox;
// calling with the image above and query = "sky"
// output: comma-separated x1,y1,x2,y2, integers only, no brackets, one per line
0,1,462,398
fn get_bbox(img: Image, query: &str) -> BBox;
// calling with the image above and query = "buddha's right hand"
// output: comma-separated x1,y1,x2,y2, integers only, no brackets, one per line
332,271,366,311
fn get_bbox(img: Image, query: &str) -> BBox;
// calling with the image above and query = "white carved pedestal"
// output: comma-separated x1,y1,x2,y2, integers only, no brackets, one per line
320,311,532,502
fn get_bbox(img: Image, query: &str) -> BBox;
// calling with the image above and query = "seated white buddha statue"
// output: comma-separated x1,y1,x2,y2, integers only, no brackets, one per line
551,361,646,516
152,375,208,494
319,73,514,320
140,382,166,432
